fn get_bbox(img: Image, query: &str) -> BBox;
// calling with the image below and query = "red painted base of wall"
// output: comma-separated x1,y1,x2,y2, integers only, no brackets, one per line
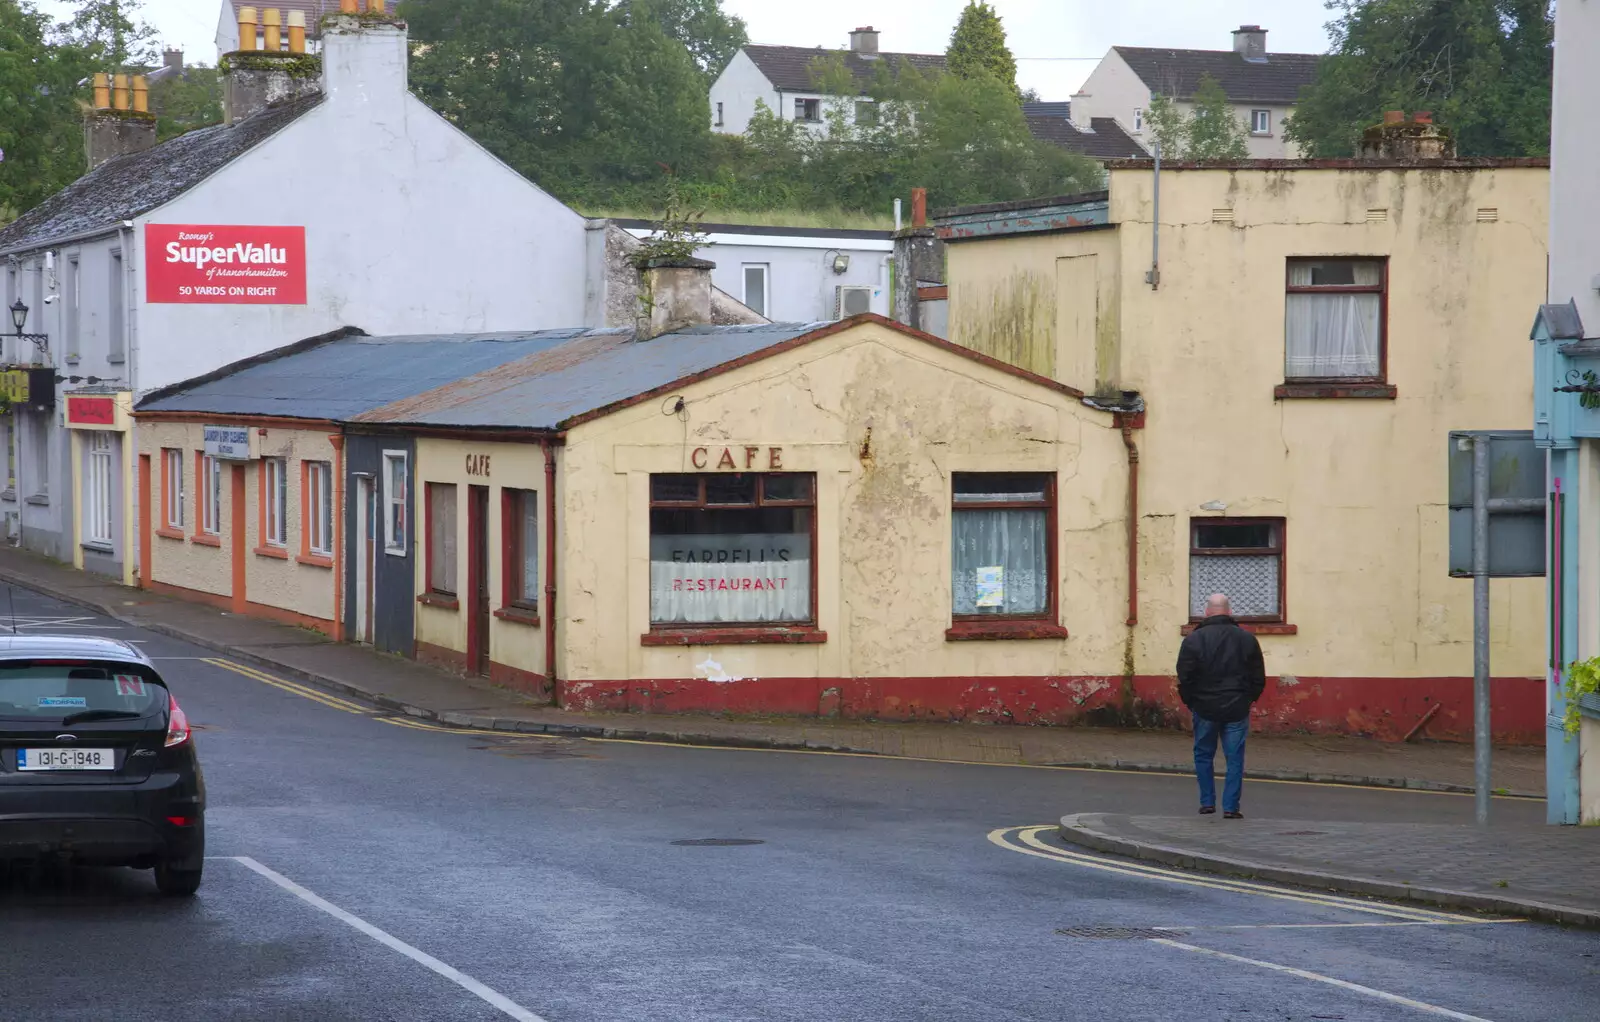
558,673,1546,744
415,640,553,702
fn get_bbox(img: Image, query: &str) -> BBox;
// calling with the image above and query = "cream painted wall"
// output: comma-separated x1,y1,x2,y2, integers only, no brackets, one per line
554,321,1128,685
243,426,337,623
945,163,1550,681
141,421,231,599
412,438,547,675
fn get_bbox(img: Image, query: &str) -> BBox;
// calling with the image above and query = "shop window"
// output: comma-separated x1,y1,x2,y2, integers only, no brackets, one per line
426,482,458,596
1189,518,1285,623
83,433,114,546
305,460,332,557
382,450,407,555
502,488,539,611
262,457,287,547
648,473,815,627
199,452,221,536
162,448,184,530
1285,258,1385,381
951,473,1054,620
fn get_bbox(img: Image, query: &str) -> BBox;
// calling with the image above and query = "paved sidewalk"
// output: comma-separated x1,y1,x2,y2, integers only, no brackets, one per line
0,546,1546,795
1060,812,1600,927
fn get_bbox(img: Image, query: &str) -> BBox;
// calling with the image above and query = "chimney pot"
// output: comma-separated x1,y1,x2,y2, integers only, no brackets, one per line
340,0,358,12
849,26,880,54
370,0,387,13
636,257,717,340
92,72,111,110
1412,110,1433,124
1382,110,1405,124
263,8,282,52
131,75,149,114
237,7,258,52
112,74,130,111
287,10,306,53
911,187,927,228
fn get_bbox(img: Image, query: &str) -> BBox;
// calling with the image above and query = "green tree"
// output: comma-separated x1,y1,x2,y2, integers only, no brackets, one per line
1285,0,1553,158
0,0,95,216
62,0,156,69
650,0,747,79
1143,74,1248,159
149,65,223,141
946,1,1019,99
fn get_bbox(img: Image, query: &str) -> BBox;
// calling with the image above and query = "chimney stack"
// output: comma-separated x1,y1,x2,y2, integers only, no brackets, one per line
1232,24,1267,62
222,8,322,124
636,257,716,341
849,26,880,54
163,47,183,74
1358,110,1455,160
322,5,408,105
84,73,157,171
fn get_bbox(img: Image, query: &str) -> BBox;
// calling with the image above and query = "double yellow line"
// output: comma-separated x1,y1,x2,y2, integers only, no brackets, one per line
202,658,370,715
989,825,1517,925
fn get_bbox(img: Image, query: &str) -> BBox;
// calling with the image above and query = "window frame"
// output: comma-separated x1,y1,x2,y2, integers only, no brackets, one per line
83,432,114,547
260,456,288,550
1282,257,1389,386
499,487,540,621
948,473,1061,636
794,97,821,122
742,263,769,318
159,447,184,536
714,100,724,127
1132,106,1143,133
303,460,333,561
1188,517,1287,625
1250,108,1271,135
382,450,407,556
197,451,221,538
644,472,821,641
108,248,125,363
424,481,458,599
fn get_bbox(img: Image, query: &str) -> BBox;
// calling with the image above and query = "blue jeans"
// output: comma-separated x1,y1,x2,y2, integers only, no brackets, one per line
1193,715,1249,813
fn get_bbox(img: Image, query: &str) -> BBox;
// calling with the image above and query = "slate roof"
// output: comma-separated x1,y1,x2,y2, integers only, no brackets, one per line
356,323,828,430
1026,115,1148,160
742,44,946,94
1535,301,1586,341
137,327,599,421
1022,101,1072,119
0,97,321,255
1113,46,1322,105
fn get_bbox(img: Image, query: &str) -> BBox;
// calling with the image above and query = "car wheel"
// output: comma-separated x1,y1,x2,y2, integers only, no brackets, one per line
154,859,203,897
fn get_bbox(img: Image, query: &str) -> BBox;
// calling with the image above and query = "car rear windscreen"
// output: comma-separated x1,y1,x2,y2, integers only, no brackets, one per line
0,662,165,720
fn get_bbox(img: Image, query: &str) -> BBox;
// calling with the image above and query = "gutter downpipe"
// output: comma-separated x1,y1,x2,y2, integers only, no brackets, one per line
1120,419,1139,626
1145,141,1161,290
543,437,559,705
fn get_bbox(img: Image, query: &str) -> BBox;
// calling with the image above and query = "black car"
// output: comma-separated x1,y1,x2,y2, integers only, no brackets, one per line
0,635,205,895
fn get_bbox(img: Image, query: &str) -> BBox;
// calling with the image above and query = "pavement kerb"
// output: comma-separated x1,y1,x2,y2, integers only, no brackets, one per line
1058,812,1600,930
0,569,1544,797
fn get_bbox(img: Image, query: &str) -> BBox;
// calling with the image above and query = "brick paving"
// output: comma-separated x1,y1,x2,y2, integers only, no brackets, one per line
1063,812,1600,923
0,545,1546,794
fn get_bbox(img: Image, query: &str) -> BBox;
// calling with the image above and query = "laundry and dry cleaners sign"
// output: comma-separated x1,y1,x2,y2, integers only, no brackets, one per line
145,225,307,304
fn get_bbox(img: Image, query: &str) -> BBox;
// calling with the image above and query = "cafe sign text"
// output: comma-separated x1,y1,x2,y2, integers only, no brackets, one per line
690,446,783,471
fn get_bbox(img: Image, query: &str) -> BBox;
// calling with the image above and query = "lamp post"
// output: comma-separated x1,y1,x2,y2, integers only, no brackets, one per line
7,299,50,363
9,298,25,336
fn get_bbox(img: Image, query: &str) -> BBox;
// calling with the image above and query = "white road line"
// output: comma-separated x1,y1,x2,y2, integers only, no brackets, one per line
1151,938,1497,1021
228,856,548,1022
1154,920,1525,931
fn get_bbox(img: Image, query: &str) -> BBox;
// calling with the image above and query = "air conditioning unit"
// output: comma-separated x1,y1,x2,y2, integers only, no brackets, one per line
835,285,875,319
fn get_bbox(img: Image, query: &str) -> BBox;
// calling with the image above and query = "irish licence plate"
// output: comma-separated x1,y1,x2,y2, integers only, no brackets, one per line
18,748,115,771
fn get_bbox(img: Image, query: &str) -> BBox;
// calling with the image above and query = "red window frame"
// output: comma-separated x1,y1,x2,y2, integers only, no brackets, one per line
946,473,1066,641
424,482,458,598
498,487,540,624
1188,517,1287,624
1283,257,1389,385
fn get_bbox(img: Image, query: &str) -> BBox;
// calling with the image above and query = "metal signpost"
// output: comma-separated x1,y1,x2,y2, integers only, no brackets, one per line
1448,430,1545,824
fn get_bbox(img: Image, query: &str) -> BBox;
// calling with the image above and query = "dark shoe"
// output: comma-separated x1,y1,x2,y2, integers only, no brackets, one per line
1198,806,1217,815
1223,810,1244,820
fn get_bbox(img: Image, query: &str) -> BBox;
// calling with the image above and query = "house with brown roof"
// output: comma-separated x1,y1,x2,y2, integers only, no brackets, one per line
1070,25,1323,158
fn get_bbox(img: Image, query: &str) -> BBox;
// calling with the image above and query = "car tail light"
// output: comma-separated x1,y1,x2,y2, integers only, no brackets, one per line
166,816,196,827
164,693,191,748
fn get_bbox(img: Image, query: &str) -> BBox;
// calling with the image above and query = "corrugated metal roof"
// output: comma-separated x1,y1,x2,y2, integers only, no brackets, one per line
356,323,828,430
139,329,611,420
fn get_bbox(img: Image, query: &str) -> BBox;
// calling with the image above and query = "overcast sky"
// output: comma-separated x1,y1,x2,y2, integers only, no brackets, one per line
34,0,1338,98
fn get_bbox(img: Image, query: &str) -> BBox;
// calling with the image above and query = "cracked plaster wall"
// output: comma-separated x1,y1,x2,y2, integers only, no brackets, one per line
556,321,1128,685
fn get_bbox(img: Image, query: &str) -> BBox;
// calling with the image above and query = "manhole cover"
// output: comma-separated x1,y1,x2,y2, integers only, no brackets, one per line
670,838,765,847
1276,830,1328,836
1054,927,1179,940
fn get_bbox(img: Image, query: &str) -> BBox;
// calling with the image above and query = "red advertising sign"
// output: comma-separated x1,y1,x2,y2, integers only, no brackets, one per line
145,224,307,304
66,396,116,426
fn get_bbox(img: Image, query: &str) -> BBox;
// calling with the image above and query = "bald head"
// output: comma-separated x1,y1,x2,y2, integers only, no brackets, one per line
1204,594,1232,618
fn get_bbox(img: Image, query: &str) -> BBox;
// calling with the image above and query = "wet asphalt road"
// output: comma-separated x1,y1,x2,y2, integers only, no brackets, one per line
0,587,1595,1021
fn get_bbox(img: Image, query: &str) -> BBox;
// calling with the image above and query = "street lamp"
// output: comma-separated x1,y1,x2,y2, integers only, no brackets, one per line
9,299,25,337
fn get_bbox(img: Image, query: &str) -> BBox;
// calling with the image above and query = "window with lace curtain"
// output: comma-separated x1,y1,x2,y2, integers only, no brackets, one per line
951,473,1054,620
1189,518,1285,623
1284,258,1386,381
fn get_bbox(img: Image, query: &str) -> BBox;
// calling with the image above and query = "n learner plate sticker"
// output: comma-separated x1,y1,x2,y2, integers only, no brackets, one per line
115,675,146,696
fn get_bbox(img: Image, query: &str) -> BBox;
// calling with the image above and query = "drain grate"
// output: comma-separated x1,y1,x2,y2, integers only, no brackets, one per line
671,838,765,847
1055,927,1180,940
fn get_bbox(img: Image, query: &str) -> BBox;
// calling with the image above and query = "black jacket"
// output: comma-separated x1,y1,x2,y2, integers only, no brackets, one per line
1176,615,1266,724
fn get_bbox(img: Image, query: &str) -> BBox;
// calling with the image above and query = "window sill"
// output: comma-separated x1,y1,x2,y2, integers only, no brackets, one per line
24,494,48,506
0,489,14,502
494,605,541,627
107,355,126,365
1275,383,1396,400
155,526,186,541
384,545,407,558
417,592,460,611
946,620,1070,641
80,541,113,554
642,626,828,646
253,544,289,560
1181,622,1299,636
297,552,334,569
192,533,222,548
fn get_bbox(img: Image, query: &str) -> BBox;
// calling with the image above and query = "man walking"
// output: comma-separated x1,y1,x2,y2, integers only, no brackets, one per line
1176,593,1266,818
